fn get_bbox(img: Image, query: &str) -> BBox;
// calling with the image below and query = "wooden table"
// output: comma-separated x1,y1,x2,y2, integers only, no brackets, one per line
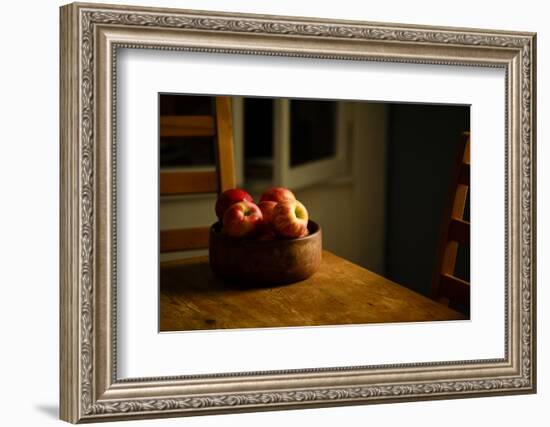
160,250,466,332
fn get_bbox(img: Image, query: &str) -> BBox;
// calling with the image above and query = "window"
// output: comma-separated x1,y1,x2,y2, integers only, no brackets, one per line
244,97,349,190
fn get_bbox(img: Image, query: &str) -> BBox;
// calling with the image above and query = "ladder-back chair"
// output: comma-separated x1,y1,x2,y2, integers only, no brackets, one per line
431,131,470,311
159,97,235,253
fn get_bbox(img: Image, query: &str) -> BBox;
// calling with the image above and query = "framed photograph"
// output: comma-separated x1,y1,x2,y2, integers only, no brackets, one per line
60,2,537,423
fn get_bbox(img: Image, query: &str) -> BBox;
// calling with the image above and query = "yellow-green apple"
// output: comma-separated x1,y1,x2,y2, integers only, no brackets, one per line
272,200,309,238
222,200,263,238
259,187,296,204
215,188,253,220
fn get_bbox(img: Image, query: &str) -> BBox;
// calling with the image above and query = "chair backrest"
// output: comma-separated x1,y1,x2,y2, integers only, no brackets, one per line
431,132,470,310
159,97,236,253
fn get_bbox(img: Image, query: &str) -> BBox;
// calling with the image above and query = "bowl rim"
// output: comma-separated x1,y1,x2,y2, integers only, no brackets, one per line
210,219,321,243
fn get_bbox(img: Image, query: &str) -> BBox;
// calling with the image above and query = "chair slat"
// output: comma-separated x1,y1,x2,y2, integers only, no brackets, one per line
160,227,210,252
439,274,470,308
448,218,470,245
160,115,215,137
160,171,218,195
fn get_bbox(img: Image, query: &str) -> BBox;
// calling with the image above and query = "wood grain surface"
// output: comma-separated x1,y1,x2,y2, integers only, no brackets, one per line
160,251,466,331
160,227,210,253
159,170,218,195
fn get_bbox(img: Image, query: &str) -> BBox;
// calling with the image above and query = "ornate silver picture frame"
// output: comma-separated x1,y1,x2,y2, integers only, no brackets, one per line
60,2,536,423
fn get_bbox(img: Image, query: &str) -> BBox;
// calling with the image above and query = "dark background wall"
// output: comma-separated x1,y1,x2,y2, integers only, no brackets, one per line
385,104,470,298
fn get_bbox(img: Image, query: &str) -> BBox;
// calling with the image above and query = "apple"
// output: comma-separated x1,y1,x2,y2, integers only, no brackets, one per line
258,200,277,225
298,229,310,238
222,200,263,238
215,188,253,220
257,200,278,236
258,200,277,240
259,187,296,204
272,200,309,238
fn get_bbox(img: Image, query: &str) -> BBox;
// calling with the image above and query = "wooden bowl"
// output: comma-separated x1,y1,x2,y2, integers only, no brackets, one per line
209,220,322,286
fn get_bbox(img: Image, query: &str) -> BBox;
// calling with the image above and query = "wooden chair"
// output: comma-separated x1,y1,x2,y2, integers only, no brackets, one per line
431,132,470,311
159,97,236,253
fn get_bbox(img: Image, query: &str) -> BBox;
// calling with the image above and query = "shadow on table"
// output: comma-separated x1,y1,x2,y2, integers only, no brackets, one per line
160,258,298,295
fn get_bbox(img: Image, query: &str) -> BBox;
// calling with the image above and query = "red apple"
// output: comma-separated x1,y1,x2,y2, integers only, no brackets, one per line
222,200,263,238
215,188,253,220
257,200,278,236
272,200,309,238
258,200,277,225
259,187,296,204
